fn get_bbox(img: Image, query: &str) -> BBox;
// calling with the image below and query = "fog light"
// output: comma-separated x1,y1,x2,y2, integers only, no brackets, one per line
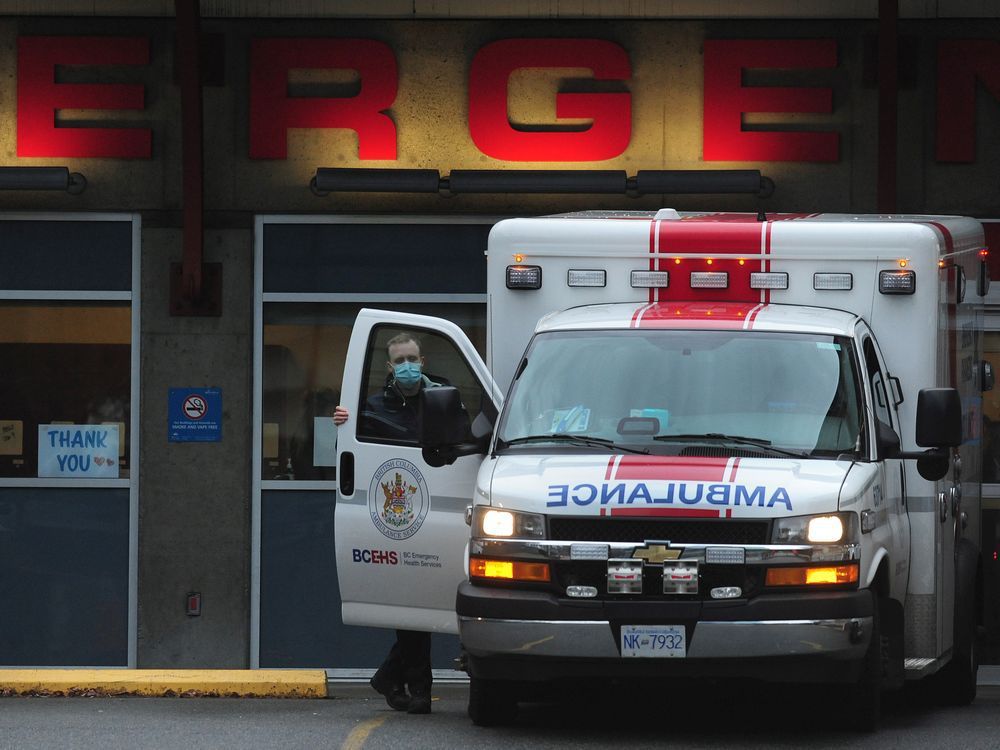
710,586,742,599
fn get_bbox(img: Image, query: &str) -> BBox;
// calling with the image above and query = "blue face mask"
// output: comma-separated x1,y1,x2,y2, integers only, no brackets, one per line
393,361,422,388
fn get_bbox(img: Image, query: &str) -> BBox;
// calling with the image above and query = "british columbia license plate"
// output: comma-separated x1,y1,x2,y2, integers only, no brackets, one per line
620,625,687,658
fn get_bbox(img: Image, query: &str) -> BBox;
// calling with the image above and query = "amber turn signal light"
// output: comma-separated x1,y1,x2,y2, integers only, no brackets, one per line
765,563,859,587
469,557,550,582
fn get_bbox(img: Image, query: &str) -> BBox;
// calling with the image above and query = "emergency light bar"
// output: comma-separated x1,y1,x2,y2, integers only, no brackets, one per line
690,272,729,289
630,270,670,288
506,265,542,289
813,273,853,290
879,269,916,294
567,269,606,287
749,272,788,290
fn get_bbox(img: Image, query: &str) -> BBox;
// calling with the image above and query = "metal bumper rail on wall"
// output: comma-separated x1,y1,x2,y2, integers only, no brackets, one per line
310,169,776,198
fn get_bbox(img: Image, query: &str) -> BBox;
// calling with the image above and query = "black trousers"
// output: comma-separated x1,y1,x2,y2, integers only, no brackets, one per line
377,629,432,697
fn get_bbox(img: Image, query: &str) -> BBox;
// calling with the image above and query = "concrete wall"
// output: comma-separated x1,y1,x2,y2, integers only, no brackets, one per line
137,227,252,667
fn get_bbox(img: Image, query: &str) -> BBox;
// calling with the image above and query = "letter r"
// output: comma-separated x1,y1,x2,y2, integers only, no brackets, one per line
249,38,398,160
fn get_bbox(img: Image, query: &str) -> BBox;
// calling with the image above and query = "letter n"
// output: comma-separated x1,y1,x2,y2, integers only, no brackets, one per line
703,39,838,162
18,36,151,158
936,40,1000,162
249,38,398,160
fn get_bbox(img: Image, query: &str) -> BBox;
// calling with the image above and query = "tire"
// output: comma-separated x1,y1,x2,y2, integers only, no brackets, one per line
848,591,882,732
468,676,518,727
935,599,978,706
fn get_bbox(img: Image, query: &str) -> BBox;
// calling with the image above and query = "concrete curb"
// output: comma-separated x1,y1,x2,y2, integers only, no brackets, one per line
0,669,328,698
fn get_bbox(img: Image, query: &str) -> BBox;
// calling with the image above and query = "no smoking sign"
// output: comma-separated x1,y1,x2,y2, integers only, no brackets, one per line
169,388,222,442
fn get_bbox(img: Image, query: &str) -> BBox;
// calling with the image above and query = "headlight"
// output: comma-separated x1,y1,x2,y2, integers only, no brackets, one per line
472,506,545,539
771,512,857,545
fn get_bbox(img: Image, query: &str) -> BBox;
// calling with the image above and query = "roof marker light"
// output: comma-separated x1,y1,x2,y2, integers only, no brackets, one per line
630,270,669,288
879,269,916,295
814,273,853,291
690,271,728,289
506,265,542,290
750,272,788,290
567,269,606,287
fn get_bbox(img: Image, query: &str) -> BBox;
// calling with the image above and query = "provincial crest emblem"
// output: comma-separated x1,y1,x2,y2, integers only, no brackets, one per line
368,458,430,540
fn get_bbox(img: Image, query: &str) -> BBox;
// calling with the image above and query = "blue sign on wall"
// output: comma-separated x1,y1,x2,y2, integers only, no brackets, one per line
169,388,222,442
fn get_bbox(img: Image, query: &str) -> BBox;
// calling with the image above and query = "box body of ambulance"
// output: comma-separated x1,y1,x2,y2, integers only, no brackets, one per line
334,211,987,727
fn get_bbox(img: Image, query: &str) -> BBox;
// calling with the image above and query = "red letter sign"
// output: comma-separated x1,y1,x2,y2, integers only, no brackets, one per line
469,39,631,162
703,39,838,162
18,36,150,158
249,38,397,160
937,40,1000,163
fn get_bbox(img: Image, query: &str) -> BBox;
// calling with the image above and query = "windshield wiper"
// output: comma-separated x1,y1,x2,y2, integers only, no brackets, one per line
500,433,649,454
652,432,811,459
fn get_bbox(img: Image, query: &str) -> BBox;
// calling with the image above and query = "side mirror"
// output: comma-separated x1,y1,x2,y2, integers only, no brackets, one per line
420,386,469,447
915,388,963,448
419,386,490,468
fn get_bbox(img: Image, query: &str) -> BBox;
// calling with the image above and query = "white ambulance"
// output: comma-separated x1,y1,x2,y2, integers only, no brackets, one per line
335,210,989,730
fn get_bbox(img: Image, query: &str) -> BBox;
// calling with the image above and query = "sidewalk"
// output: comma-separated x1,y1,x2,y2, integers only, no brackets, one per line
0,669,328,697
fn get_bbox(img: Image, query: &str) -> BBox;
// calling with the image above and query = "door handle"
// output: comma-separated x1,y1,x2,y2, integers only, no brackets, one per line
339,451,355,496
938,491,948,523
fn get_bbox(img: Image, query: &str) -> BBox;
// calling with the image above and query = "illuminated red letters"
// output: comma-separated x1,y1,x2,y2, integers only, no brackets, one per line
703,39,838,162
468,39,631,162
249,38,398,160
936,40,1000,163
17,36,150,158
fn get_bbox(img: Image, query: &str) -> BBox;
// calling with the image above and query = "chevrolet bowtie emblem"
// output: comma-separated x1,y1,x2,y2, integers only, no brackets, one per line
632,544,683,563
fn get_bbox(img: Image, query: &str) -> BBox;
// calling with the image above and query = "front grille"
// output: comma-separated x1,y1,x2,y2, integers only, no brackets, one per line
548,517,769,545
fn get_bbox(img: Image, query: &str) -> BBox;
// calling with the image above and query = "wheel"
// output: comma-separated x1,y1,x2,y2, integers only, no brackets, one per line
467,676,518,727
848,591,882,732
934,599,978,706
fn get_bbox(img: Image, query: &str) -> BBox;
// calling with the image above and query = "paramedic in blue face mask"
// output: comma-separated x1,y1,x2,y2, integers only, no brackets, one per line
332,332,435,714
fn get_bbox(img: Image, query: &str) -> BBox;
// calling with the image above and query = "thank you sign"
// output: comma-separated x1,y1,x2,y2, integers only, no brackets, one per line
38,424,120,478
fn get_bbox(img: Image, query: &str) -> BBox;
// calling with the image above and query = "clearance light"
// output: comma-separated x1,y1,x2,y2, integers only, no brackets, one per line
738,258,746,266
690,271,728,289
674,258,681,265
567,269,607,287
513,254,524,263
898,258,909,268
506,265,542,290
813,273,853,290
879,269,916,295
980,248,989,258
765,564,859,587
749,272,789,290
470,557,550,582
630,270,670,288
706,258,714,265
938,260,946,268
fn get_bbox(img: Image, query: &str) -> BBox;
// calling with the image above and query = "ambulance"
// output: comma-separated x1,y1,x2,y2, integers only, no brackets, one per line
334,210,989,730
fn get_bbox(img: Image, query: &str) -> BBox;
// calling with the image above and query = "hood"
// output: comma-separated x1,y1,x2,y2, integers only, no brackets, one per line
488,453,858,519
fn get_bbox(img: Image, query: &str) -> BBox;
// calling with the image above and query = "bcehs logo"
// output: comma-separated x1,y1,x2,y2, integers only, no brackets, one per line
368,458,430,540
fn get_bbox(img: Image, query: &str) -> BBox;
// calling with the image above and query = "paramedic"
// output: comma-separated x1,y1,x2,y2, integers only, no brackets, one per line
333,332,435,714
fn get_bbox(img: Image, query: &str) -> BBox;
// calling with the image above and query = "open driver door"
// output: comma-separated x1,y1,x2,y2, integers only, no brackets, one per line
335,309,502,633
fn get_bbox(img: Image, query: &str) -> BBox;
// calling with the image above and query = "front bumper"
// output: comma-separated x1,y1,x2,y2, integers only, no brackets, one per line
458,582,872,683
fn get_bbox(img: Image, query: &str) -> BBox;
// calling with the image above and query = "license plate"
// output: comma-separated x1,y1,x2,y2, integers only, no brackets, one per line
620,625,686,658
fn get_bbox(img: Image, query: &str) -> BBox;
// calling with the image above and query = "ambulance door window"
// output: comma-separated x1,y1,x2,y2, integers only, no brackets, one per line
863,337,895,431
356,325,493,446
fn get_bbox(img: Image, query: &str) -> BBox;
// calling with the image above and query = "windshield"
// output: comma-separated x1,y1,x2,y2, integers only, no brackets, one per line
496,329,862,457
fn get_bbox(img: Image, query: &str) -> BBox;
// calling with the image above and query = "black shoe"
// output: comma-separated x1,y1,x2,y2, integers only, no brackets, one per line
407,694,432,714
370,674,410,711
